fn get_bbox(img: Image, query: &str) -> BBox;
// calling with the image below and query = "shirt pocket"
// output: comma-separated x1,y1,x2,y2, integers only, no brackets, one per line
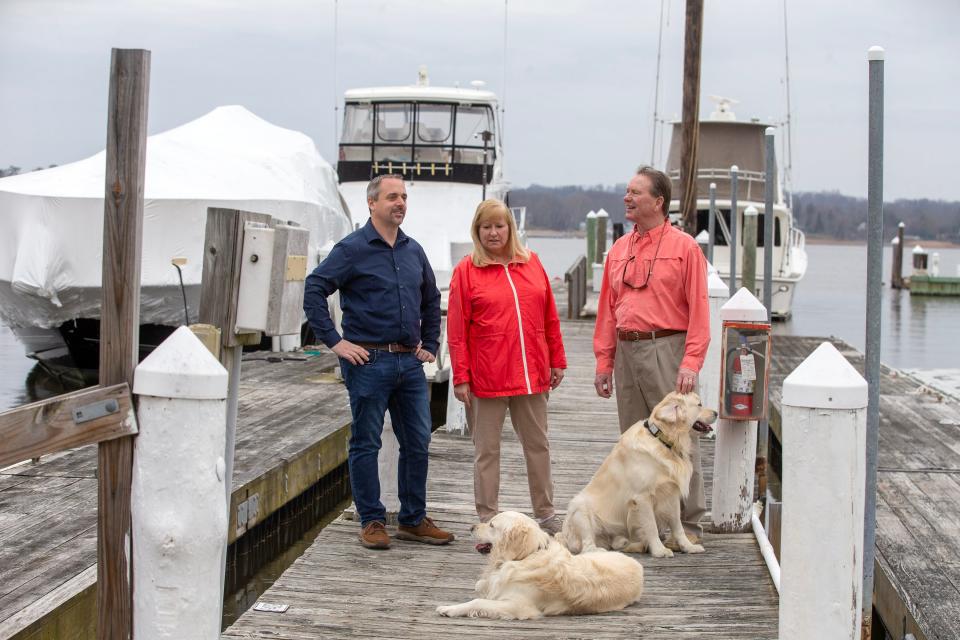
653,256,683,290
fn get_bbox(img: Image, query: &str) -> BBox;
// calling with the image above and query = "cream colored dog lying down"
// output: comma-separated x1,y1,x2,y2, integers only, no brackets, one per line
436,511,644,620
558,392,718,558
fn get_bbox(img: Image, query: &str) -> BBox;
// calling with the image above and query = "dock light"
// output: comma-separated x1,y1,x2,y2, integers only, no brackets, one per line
719,288,772,421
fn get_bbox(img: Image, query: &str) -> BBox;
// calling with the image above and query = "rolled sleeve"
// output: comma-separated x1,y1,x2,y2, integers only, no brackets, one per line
680,246,710,372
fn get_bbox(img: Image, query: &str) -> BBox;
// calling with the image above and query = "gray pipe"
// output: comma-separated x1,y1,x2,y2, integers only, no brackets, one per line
729,166,739,296
763,128,775,320
742,206,758,294
862,45,885,633
707,182,716,263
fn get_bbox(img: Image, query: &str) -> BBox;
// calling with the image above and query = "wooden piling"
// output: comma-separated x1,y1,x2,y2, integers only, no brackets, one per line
891,222,904,289
679,0,704,237
98,47,150,640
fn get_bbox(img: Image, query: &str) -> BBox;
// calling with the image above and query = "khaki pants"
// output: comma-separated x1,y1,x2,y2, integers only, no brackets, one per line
614,333,706,537
469,393,554,522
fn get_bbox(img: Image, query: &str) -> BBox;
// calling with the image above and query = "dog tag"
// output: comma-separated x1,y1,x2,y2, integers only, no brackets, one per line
739,354,757,381
253,602,289,613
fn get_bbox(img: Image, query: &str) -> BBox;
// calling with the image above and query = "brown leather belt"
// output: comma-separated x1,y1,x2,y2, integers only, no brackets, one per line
355,342,416,353
617,328,685,341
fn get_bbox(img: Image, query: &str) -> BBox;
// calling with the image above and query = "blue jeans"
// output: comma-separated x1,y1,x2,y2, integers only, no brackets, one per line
340,351,431,527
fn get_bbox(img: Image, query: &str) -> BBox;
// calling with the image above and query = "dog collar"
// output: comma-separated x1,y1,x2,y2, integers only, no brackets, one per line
643,419,675,451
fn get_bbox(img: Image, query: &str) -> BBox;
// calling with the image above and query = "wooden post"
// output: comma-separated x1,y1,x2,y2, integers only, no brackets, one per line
679,0,704,236
98,47,150,640
711,288,767,533
890,222,904,289
132,327,229,639
585,211,597,281
781,342,867,639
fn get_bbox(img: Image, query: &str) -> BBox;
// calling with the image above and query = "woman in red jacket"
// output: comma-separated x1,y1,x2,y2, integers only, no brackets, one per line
447,198,567,535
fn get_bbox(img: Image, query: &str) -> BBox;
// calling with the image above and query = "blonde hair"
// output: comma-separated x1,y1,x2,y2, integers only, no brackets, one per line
470,199,530,266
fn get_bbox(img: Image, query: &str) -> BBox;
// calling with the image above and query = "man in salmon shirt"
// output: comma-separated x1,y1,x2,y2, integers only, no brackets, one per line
593,166,710,546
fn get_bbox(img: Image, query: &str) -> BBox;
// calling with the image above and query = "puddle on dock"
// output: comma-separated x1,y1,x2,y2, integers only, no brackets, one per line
222,497,352,630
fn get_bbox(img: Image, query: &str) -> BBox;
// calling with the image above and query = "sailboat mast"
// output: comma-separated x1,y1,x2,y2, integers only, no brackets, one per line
650,0,666,166
679,0,704,236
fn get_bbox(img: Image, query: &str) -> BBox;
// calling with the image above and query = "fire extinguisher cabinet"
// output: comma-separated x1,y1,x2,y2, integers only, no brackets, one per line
718,289,772,421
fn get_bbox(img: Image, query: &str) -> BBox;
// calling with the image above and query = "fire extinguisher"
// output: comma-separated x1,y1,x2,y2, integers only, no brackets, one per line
729,336,756,417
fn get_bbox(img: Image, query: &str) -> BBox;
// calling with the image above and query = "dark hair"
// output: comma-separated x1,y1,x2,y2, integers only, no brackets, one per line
636,166,671,217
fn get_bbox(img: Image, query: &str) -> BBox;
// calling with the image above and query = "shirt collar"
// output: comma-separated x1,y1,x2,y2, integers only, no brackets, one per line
362,218,408,246
631,219,671,243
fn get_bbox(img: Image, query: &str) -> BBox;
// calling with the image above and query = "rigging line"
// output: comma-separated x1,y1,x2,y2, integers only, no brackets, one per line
782,0,794,208
332,0,339,162
501,0,509,172
650,0,667,165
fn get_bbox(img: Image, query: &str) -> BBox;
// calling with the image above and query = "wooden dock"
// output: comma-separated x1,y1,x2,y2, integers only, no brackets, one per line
223,321,780,639
0,349,351,639
768,335,960,640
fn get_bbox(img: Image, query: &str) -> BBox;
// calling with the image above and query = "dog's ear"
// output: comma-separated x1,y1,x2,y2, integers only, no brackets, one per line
654,401,682,426
495,519,548,561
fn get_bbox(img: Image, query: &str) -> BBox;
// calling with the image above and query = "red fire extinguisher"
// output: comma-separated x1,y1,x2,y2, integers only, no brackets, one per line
729,336,756,417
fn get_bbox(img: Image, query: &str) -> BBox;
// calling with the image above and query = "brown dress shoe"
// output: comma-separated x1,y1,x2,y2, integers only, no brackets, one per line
395,516,455,545
359,521,391,549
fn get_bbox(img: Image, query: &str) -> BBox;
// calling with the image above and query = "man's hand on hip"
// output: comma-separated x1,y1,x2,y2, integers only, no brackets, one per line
594,372,613,398
675,367,698,394
415,343,436,363
332,339,369,365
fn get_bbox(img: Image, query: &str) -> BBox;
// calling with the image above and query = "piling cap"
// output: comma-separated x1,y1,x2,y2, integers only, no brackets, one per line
868,46,885,61
134,326,228,400
596,208,609,218
720,287,767,321
782,342,867,409
707,269,728,298
695,230,710,243
744,205,758,217
912,244,925,255
586,210,597,219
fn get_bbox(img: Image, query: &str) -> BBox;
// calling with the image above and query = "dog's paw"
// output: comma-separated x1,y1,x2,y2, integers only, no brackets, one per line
684,543,705,554
436,605,453,617
650,546,674,558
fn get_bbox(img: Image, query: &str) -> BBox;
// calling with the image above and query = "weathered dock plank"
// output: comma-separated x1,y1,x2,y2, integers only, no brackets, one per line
223,321,778,639
0,349,350,639
768,334,960,640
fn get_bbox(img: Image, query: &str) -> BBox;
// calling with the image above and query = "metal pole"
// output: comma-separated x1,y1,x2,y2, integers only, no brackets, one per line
862,44,885,640
729,165,738,296
763,128,775,320
707,182,716,263
742,206,758,294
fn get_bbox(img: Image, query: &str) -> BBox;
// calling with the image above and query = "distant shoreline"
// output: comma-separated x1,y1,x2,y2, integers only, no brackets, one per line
525,228,960,248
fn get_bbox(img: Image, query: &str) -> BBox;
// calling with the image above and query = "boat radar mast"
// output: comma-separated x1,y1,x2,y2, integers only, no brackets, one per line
708,95,740,121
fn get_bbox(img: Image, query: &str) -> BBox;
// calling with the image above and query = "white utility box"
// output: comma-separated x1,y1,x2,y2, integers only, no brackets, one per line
235,222,275,333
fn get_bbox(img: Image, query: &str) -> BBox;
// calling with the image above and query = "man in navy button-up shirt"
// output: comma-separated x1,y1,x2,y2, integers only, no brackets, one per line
304,174,452,549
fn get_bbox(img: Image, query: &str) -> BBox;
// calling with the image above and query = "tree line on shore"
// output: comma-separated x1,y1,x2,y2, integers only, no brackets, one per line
510,184,960,243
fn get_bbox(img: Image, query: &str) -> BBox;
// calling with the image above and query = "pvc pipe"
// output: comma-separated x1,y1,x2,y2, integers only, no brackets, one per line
729,166,739,297
132,327,229,639
707,182,716,263
751,503,780,594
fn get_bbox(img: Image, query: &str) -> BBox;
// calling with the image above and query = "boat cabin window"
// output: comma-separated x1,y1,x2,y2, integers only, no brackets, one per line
338,101,497,184
694,209,781,247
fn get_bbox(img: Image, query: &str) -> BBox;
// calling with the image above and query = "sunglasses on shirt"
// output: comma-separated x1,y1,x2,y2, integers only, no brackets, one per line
620,220,668,289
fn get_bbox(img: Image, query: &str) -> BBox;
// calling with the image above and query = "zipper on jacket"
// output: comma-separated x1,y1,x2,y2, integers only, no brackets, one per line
503,264,533,394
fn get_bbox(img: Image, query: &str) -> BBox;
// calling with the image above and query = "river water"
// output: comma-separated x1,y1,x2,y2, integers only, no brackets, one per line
2,242,959,407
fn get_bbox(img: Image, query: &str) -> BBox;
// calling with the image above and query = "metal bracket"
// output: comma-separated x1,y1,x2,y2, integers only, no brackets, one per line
235,492,261,536
72,399,120,424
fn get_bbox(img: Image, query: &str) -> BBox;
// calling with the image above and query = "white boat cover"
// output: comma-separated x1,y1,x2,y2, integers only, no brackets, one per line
0,105,353,329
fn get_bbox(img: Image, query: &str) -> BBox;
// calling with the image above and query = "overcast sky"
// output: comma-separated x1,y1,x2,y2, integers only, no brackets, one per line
2,0,958,200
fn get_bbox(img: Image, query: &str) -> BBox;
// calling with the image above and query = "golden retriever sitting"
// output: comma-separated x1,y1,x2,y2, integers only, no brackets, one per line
558,392,718,558
436,511,644,620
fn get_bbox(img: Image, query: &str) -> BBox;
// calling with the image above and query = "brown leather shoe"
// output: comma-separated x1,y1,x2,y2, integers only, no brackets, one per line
359,521,391,549
395,516,455,545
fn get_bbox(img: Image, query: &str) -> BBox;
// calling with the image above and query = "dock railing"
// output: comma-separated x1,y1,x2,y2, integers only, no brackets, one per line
564,254,588,320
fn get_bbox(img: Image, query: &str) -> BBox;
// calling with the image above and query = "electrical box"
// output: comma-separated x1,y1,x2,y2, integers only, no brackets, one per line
264,222,310,336
718,321,772,421
235,222,275,333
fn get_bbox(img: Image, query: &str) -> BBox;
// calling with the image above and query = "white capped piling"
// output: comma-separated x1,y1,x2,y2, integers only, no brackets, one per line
911,244,928,275
711,288,766,532
695,230,710,258
593,209,608,291
131,326,229,640
780,342,867,640
699,267,729,411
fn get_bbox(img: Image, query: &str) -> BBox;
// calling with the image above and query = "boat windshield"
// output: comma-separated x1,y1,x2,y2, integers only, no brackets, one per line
338,101,496,184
